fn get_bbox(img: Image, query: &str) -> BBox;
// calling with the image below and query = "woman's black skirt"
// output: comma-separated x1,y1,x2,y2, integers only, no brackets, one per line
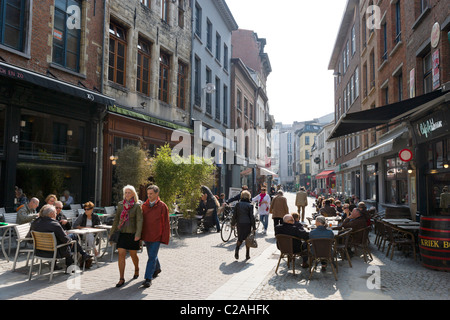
117,233,140,251
237,223,252,242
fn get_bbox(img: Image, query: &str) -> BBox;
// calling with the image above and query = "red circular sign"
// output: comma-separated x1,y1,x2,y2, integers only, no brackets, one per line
399,149,413,162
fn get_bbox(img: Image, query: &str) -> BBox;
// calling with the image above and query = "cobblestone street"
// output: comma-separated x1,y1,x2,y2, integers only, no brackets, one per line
1,193,449,302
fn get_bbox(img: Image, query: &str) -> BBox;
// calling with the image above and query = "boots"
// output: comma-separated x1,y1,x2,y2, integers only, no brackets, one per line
235,241,242,259
246,246,250,260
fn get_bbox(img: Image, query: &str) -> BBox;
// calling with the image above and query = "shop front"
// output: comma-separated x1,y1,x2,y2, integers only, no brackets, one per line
102,105,193,206
0,62,114,210
411,102,450,216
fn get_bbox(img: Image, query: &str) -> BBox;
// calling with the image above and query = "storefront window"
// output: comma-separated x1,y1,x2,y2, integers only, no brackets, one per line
19,110,86,162
385,156,408,205
365,164,377,201
16,163,82,205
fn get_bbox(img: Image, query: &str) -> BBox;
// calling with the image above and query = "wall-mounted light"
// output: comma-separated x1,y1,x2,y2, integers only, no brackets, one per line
20,120,26,127
110,155,118,166
67,130,73,137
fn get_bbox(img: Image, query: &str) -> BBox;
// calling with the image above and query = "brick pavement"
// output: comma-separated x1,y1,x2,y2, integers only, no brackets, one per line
1,194,450,301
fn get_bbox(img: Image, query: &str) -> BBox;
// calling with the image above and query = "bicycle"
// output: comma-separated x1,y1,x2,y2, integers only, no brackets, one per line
221,205,237,242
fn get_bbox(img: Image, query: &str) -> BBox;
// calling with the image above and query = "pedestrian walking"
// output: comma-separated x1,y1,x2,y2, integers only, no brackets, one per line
295,186,308,223
110,185,143,288
252,187,270,234
140,185,170,288
233,190,256,260
270,190,289,232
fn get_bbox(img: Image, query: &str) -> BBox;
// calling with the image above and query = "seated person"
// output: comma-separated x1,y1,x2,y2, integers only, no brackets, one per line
319,199,337,217
292,212,306,231
73,201,101,257
54,201,72,231
30,204,91,269
341,204,369,255
275,214,310,268
309,216,335,271
16,197,39,224
335,200,343,214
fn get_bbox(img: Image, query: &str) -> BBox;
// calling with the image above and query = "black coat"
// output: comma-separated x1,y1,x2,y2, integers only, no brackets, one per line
233,200,255,242
30,217,72,258
275,223,310,253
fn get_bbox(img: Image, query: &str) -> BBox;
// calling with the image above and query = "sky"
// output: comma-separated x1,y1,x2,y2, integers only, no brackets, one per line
225,0,348,125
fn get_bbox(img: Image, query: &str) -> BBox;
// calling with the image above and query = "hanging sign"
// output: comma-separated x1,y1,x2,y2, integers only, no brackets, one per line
399,149,413,162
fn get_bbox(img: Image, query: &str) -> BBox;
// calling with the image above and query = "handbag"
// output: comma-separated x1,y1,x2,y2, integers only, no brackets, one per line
245,231,258,248
109,230,120,243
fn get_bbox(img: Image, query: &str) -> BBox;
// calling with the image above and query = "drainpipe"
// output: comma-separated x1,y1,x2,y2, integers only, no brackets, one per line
94,0,108,206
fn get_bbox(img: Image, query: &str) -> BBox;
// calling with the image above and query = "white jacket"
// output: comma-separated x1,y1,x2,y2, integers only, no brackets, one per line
252,194,271,216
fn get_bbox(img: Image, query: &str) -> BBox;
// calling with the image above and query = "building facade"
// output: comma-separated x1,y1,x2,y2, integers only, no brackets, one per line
329,0,450,218
0,0,114,210
100,0,193,205
329,0,362,200
190,0,238,196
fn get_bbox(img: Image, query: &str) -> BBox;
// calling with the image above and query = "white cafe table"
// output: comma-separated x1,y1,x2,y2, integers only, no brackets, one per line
0,223,18,262
67,228,107,267
94,225,115,261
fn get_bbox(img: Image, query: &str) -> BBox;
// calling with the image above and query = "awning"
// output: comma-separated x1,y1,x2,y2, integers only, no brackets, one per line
357,126,408,161
316,170,335,179
0,61,115,106
259,167,278,176
327,89,448,141
240,168,253,176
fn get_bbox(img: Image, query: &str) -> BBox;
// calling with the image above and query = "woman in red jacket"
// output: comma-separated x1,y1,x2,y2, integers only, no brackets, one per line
140,185,170,288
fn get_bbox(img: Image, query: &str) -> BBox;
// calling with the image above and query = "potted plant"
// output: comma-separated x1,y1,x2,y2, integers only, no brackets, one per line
149,144,215,234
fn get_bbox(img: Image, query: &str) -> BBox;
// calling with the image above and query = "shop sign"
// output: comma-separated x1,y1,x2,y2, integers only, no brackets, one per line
413,109,449,143
432,50,440,90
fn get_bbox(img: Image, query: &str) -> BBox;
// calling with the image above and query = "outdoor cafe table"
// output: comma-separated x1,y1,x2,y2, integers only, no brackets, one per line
0,222,18,262
94,225,114,261
67,228,107,266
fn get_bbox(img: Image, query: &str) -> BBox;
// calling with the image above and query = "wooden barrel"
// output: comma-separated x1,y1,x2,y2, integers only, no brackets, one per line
419,217,450,272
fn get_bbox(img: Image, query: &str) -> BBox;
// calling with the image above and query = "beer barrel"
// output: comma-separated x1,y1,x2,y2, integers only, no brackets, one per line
419,217,450,272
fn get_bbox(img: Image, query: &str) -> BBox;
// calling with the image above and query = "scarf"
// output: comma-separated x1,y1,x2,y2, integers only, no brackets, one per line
119,197,135,229
259,193,266,205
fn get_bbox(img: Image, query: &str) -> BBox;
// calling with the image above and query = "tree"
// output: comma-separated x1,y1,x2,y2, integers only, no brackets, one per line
149,144,215,218
113,144,152,202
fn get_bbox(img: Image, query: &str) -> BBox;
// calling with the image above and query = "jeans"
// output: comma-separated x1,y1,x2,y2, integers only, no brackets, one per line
260,214,269,231
213,208,221,231
144,241,161,280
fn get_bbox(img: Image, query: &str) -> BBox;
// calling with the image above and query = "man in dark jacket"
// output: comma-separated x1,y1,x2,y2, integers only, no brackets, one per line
275,214,310,268
30,204,91,268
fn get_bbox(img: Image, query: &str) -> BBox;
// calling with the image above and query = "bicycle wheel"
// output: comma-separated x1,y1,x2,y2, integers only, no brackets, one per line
221,219,233,242
254,214,261,231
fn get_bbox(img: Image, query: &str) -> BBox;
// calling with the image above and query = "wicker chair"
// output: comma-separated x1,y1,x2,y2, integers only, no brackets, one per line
385,225,417,261
307,238,338,281
349,227,373,262
28,231,76,282
275,234,308,275
334,228,353,269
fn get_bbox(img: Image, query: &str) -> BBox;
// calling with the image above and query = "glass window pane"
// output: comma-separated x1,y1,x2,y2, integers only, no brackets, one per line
5,5,20,28
4,25,20,49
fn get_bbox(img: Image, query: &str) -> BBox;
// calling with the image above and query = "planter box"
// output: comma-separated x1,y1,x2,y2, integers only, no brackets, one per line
178,218,199,234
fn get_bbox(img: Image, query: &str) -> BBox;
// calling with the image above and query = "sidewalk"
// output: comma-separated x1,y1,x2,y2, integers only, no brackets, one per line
1,195,450,300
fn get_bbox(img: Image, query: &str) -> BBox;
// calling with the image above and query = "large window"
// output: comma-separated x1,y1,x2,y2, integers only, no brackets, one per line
385,156,408,205
194,2,201,38
53,0,82,72
137,38,151,96
215,77,220,120
109,22,127,86
365,164,378,201
158,51,170,103
161,0,169,22
177,61,187,109
0,0,26,51
19,109,86,163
